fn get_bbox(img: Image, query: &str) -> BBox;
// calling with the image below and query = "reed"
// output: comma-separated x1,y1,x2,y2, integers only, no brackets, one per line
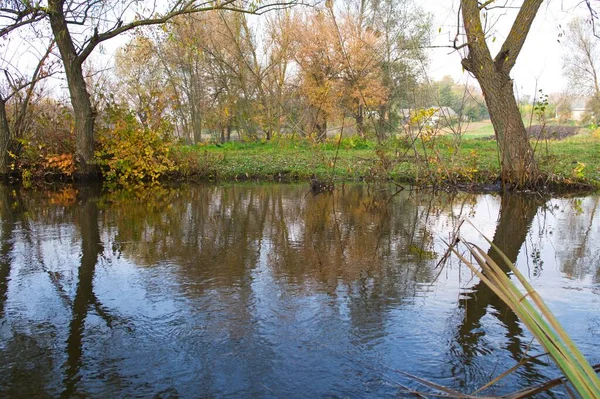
449,220,600,398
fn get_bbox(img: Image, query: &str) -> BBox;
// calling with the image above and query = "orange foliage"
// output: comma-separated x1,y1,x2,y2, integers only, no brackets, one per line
293,9,387,137
43,153,75,176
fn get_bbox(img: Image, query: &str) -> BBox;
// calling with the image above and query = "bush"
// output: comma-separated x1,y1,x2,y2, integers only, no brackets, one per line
95,110,174,186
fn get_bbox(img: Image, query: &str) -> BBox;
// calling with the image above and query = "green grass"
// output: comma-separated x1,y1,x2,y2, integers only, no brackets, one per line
461,122,496,139
169,133,600,189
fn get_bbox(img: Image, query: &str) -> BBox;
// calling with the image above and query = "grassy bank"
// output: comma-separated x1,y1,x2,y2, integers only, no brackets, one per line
169,129,600,190
13,120,600,191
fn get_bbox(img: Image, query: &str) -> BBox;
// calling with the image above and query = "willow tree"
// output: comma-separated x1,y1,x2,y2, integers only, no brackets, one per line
459,0,542,188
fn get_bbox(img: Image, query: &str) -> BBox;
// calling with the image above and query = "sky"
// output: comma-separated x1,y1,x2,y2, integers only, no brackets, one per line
423,0,588,100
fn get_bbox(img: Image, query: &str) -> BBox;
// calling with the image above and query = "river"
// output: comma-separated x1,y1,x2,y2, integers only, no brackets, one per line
0,183,598,397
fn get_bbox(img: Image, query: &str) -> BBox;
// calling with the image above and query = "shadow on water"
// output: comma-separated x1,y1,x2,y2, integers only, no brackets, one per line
452,193,549,393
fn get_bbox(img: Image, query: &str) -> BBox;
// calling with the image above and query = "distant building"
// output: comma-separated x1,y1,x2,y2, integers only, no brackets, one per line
556,97,587,121
399,106,458,125
431,106,458,123
570,98,587,121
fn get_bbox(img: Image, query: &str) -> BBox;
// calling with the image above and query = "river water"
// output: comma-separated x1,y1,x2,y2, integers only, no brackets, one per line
0,183,598,397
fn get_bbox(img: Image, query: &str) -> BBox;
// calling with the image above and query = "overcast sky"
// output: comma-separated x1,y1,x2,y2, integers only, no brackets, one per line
423,0,588,99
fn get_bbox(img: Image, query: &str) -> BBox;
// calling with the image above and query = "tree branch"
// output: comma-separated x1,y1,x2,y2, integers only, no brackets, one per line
494,0,543,73
0,8,46,37
76,0,241,64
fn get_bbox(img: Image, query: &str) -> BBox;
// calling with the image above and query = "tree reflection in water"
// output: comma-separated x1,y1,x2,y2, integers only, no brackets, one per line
452,194,549,393
0,184,597,397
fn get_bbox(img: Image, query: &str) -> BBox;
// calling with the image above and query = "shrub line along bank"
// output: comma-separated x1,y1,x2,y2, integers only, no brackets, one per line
3,135,600,193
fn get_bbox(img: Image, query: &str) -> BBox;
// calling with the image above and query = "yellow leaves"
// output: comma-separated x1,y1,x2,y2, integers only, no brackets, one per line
294,11,387,118
43,153,75,176
95,111,175,187
47,188,78,206
572,162,586,179
410,108,436,125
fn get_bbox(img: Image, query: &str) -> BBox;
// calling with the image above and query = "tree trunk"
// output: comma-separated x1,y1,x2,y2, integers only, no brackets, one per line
48,0,98,179
356,103,365,139
191,103,202,144
0,99,10,176
477,72,539,188
315,110,327,142
461,0,542,189
377,103,388,141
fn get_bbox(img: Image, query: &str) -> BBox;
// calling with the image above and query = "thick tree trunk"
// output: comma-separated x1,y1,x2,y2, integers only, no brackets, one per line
0,99,10,176
69,74,97,178
461,0,543,189
477,72,539,188
48,0,98,179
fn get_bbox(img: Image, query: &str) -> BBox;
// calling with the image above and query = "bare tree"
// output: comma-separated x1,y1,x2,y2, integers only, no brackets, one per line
562,17,600,97
0,32,55,176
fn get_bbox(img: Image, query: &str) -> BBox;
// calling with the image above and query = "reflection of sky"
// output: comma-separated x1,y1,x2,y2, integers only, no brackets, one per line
1,187,599,397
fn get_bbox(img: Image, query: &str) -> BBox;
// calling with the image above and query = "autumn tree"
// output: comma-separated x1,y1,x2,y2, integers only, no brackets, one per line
332,11,387,139
260,11,297,138
114,36,172,133
154,15,212,143
202,11,255,142
459,0,542,188
294,10,342,140
0,0,306,178
350,0,430,137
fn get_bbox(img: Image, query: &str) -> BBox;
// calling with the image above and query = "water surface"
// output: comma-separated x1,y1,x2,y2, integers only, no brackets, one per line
0,184,598,397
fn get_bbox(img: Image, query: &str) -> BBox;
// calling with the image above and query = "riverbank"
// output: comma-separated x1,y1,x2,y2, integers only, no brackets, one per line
169,132,600,191
7,128,600,192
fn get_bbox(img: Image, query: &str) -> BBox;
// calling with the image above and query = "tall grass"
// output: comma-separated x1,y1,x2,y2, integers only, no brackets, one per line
449,220,600,398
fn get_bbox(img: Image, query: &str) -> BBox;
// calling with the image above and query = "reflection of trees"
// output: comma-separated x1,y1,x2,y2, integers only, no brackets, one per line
62,186,105,397
553,197,600,281
108,185,444,299
106,184,463,357
452,194,547,391
0,185,23,316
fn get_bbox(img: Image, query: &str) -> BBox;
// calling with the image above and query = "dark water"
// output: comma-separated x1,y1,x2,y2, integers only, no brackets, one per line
0,184,598,398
